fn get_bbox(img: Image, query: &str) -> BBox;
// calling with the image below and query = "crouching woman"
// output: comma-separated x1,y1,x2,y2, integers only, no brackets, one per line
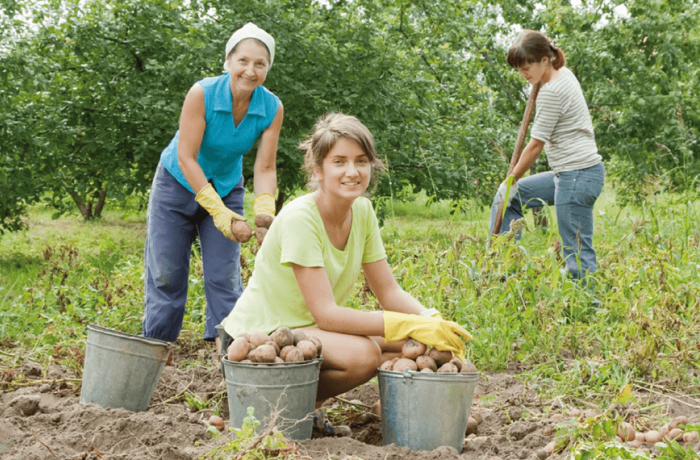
221,113,471,436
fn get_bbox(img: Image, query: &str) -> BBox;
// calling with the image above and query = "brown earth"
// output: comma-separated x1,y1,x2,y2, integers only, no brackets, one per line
1,358,699,460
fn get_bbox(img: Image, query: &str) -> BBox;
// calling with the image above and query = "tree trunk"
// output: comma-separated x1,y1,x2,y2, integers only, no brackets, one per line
94,190,107,218
69,189,108,220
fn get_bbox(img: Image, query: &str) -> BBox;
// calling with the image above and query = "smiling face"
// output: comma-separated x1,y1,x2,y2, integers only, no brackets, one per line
315,137,372,203
518,57,552,85
226,39,270,94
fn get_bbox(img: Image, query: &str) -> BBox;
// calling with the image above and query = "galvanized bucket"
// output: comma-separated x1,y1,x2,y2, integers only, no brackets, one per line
80,324,172,412
222,357,323,441
378,368,478,452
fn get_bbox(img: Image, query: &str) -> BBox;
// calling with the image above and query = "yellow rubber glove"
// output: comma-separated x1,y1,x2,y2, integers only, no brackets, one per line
420,308,443,319
195,184,246,241
252,193,276,217
383,311,472,359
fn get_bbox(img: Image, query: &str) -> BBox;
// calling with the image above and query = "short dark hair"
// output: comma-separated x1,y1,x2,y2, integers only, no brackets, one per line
507,30,566,70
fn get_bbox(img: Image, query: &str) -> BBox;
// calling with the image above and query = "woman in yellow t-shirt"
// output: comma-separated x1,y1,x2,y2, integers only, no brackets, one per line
221,113,471,436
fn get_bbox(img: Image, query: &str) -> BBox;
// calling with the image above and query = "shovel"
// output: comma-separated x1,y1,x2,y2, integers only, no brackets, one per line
490,81,543,237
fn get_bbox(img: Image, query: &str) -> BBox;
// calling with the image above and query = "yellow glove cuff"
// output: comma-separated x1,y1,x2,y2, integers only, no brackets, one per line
253,193,276,216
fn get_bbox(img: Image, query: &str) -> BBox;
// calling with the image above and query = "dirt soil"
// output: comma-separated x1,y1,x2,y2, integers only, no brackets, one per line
1,358,699,460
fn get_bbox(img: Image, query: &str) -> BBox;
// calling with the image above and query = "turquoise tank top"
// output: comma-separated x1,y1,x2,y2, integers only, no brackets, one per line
160,73,280,197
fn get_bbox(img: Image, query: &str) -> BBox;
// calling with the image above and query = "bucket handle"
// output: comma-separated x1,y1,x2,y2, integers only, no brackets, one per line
402,368,414,381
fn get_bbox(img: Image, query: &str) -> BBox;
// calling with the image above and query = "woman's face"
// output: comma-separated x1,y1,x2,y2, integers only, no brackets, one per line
315,138,372,202
227,39,270,93
518,57,550,84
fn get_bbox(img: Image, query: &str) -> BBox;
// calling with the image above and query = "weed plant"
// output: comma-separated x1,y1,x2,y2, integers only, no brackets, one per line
1,187,699,406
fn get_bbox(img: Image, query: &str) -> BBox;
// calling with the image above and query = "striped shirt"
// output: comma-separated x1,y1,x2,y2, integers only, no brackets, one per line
530,67,601,172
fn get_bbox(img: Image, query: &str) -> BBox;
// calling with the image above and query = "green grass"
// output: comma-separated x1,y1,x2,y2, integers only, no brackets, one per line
1,187,699,403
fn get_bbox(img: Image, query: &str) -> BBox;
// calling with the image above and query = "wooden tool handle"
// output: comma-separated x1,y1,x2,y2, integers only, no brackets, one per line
491,81,543,236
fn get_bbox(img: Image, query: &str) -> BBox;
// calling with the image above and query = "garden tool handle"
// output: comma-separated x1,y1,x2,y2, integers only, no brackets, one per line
491,81,543,236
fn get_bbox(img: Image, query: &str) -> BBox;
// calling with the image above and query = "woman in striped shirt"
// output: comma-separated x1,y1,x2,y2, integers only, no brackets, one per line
489,30,605,282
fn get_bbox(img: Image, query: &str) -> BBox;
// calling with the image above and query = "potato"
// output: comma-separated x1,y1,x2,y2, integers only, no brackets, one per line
227,337,250,362
255,213,274,229
279,345,295,361
292,329,308,345
617,422,635,442
231,221,253,243
415,356,438,372
308,336,323,354
274,357,284,364
466,416,478,435
667,428,683,442
284,348,304,363
255,227,268,243
660,425,670,439
472,413,483,424
683,431,699,443
208,415,225,432
392,358,418,372
669,416,689,431
296,340,318,360
265,341,281,355
437,363,458,373
371,400,381,418
544,441,555,455
241,359,253,364
635,432,646,443
255,345,277,363
461,362,478,373
420,368,434,373
248,342,256,352
247,348,260,362
427,348,453,367
449,358,463,371
401,339,427,360
270,327,294,349
248,331,271,348
645,430,662,443
379,360,394,371
626,440,642,448
237,332,250,341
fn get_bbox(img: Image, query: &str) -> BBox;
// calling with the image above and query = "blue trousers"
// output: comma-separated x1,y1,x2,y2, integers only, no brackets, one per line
489,163,605,280
143,163,244,342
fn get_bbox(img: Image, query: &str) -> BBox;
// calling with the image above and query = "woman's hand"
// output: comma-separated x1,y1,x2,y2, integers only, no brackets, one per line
382,311,471,358
195,184,248,241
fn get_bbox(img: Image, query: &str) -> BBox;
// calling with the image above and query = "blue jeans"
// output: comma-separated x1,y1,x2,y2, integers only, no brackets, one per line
143,163,245,341
489,163,605,280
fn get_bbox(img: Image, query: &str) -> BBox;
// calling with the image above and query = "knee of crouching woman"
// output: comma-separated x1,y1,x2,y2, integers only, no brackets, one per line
355,338,382,380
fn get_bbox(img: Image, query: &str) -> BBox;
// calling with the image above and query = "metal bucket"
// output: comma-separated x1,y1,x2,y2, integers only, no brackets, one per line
378,368,478,452
80,324,172,412
222,357,323,441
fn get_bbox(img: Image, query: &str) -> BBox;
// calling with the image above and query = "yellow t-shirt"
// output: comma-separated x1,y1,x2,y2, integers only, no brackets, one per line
221,194,386,338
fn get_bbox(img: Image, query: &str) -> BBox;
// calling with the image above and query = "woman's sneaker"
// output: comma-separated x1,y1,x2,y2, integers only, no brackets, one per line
313,409,352,437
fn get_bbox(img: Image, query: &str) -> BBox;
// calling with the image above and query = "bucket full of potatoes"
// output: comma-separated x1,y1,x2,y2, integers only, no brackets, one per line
221,327,323,441
378,339,479,452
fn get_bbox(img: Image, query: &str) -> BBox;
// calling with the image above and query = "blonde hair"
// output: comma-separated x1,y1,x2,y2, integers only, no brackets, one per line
299,113,385,191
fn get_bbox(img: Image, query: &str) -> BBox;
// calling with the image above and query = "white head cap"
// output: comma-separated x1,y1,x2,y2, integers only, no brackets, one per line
223,23,275,72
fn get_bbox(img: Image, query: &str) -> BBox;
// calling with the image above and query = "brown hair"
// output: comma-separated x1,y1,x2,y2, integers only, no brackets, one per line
298,113,385,191
507,30,566,70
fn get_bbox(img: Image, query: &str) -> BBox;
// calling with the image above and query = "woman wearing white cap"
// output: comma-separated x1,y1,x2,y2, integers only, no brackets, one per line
142,23,283,357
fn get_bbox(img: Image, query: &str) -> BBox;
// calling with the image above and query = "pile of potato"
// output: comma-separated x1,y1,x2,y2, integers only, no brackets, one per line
230,214,274,244
379,339,478,374
618,416,699,446
226,327,322,364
